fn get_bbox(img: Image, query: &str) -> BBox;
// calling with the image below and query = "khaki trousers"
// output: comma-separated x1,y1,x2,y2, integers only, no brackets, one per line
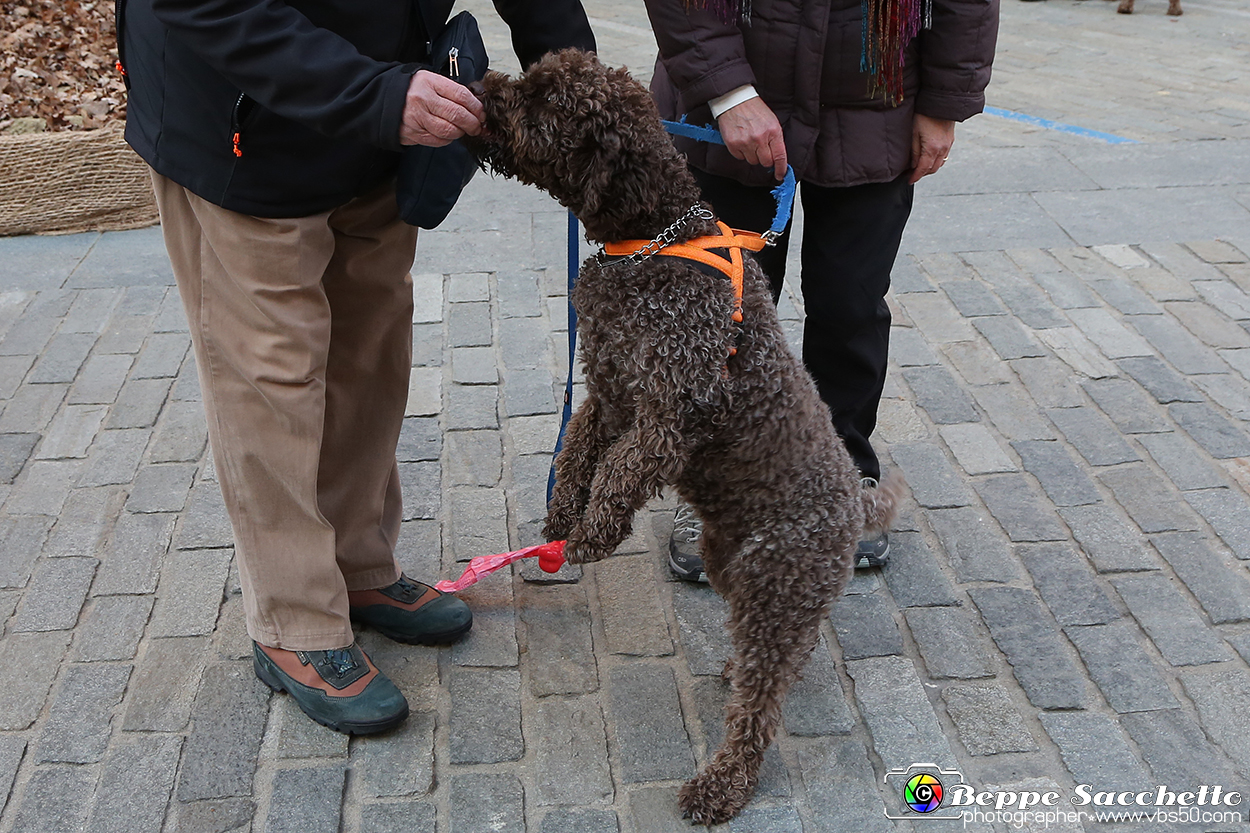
152,172,419,650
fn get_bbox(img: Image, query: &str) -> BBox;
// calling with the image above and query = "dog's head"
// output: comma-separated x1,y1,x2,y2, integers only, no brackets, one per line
469,49,701,242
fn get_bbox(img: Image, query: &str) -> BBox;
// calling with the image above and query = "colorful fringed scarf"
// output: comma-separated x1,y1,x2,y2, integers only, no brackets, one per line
683,0,933,106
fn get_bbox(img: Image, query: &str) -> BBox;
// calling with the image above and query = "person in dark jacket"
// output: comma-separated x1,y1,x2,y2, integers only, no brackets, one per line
644,0,998,579
119,0,594,733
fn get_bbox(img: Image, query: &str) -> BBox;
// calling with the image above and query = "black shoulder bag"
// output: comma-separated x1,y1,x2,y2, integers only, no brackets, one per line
396,10,489,229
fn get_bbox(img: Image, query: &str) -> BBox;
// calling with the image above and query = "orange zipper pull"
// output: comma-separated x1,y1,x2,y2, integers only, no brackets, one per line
115,60,127,76
232,132,242,157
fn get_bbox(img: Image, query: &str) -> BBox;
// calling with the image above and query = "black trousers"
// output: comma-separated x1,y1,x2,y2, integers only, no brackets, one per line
692,169,915,482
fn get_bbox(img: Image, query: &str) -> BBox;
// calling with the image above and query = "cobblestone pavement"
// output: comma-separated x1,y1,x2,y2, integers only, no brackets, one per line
2,1,1250,831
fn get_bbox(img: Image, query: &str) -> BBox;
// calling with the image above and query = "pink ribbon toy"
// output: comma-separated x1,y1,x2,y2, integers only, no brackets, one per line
435,540,567,593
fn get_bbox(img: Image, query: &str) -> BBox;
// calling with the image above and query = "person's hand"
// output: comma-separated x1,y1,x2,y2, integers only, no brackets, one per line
716,97,788,181
909,113,956,184
400,70,485,147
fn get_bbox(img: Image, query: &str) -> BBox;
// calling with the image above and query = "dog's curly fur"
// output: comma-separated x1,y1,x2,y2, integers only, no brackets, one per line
469,49,902,825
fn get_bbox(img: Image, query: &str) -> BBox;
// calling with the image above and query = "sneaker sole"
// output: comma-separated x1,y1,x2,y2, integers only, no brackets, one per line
854,543,891,570
253,658,409,735
668,552,710,583
354,617,473,646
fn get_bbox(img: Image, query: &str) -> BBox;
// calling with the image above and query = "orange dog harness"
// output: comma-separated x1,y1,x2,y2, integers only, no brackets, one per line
603,221,768,356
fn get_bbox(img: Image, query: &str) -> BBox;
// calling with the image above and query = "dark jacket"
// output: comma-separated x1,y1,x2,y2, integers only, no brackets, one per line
119,0,595,217
643,0,998,188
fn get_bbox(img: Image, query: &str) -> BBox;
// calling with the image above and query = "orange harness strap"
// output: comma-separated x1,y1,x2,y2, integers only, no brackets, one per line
603,221,768,334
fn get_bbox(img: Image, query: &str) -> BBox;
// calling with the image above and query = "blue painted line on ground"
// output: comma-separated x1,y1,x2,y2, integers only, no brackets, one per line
984,106,1139,145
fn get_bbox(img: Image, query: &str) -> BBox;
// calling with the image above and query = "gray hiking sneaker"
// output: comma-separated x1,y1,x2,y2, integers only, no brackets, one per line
668,503,709,582
854,477,890,568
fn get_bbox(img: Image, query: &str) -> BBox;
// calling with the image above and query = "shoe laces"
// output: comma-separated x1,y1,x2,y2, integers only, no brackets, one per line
324,648,358,677
673,503,704,536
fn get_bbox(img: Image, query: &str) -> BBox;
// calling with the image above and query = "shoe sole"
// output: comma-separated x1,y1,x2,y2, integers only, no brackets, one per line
854,542,891,570
668,552,709,583
353,616,473,646
254,657,409,735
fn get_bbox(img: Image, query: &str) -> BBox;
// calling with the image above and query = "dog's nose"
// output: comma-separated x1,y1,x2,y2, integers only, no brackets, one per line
467,80,486,99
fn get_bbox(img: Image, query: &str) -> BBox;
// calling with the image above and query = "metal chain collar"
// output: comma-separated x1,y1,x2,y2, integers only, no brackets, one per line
596,204,715,267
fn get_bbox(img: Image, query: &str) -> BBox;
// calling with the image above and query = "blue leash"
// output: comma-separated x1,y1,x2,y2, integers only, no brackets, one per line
545,121,797,505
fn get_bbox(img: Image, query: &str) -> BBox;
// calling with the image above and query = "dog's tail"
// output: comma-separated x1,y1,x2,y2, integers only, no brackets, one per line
861,470,905,536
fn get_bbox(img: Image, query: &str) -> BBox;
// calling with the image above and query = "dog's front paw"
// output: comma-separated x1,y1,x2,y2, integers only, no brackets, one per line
679,766,754,826
543,509,576,542
563,524,614,564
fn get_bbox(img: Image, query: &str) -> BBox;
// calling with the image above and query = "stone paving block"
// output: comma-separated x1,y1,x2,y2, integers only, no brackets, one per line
1170,402,1250,459
1010,357,1085,409
517,583,598,695
890,327,939,366
1011,440,1102,507
0,431,38,483
396,416,441,462
153,290,189,332
28,332,96,383
1066,308,1154,359
449,667,523,764
5,459,80,516
881,530,960,607
671,581,732,676
1087,277,1162,316
8,765,96,833
36,662,131,763
1031,270,1102,309
116,285,166,317
1184,487,1250,560
1059,505,1158,573
405,366,442,417
176,662,270,801
905,606,996,680
1018,542,1120,627
0,515,52,588
503,368,558,417
265,764,345,833
783,634,854,737
892,254,934,294
901,365,981,424
95,314,155,355
689,678,790,798
1139,432,1229,491
106,377,173,429
84,734,182,833
1038,712,1151,793
449,577,518,668
595,555,674,657
0,305,59,360
68,354,133,405
1066,621,1179,713
398,460,439,521
445,429,502,486
12,555,96,631
943,280,1007,317
1120,708,1241,792
449,774,524,833
149,399,208,462
74,595,153,661
973,473,1069,542
1117,355,1204,404
176,481,234,550
532,696,614,805
0,736,25,816
148,549,231,637
1188,240,1249,264
130,331,191,379
77,427,150,487
354,711,434,796
970,383,1056,440
511,453,554,527
448,486,508,561
36,404,107,460
448,271,489,302
797,739,893,833
126,462,196,513
358,802,438,833
942,683,1037,756
1193,373,1250,423
896,292,979,343
927,506,1021,583
451,346,498,384
1178,668,1250,775
1153,531,1250,625
498,271,543,318
1111,572,1232,666
508,414,557,456
1097,465,1200,535
968,586,1086,710
997,285,1072,330
94,511,175,595
973,316,1047,360
1165,300,1250,349
540,808,620,833
939,422,1018,474
1194,280,1250,321
447,301,492,348
445,382,498,429
1082,378,1172,435
846,655,956,769
607,664,694,783
889,441,975,508
499,316,552,369
831,591,904,660
411,272,443,324
942,340,1015,385
625,786,695,833
410,322,441,368
0,631,71,729
0,354,34,400
123,636,210,732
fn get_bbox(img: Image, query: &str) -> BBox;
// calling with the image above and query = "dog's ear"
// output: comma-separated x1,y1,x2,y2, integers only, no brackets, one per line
572,126,624,219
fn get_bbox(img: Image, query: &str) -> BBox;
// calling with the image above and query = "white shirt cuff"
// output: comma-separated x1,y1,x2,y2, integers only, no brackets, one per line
709,85,760,119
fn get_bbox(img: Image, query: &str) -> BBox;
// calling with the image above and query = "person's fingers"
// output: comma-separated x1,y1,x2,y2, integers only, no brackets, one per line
769,133,788,181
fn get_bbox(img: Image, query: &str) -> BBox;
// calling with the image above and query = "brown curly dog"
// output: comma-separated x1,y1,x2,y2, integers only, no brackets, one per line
469,49,903,825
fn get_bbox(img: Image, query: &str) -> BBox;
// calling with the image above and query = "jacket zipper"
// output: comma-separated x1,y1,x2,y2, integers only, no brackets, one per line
448,46,459,79
230,92,246,157
114,0,129,86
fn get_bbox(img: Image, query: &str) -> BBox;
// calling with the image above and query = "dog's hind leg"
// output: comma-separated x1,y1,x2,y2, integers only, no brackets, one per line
678,553,835,825
544,397,609,541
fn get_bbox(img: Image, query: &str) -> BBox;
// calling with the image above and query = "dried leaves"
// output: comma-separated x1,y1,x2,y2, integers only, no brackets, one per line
1,0,126,132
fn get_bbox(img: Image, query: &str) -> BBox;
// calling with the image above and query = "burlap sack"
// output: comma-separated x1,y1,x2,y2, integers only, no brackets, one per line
0,125,158,236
